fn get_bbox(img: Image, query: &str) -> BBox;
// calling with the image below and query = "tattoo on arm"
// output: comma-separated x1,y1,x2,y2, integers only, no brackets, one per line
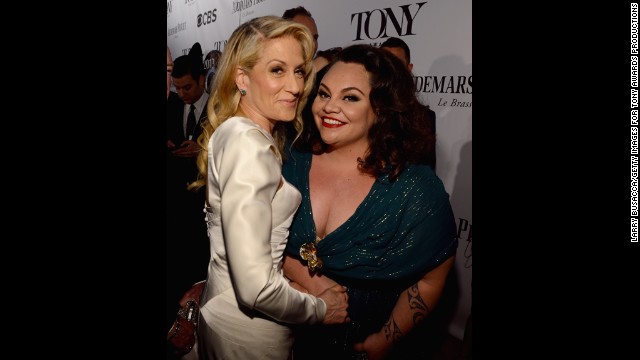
408,283,430,325
383,317,404,344
382,283,430,345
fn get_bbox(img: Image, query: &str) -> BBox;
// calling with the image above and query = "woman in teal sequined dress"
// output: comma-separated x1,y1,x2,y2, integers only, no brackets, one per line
282,44,458,360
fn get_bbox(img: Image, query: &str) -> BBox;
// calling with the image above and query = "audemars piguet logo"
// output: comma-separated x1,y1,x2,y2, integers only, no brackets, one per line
351,2,427,40
418,75,472,108
415,75,473,95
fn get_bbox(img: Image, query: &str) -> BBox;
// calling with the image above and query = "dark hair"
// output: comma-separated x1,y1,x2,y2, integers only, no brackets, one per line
315,47,342,63
172,42,205,80
295,44,434,181
380,37,411,64
282,6,313,19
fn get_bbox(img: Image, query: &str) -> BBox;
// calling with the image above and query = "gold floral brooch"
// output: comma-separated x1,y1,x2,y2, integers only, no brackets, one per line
300,242,323,271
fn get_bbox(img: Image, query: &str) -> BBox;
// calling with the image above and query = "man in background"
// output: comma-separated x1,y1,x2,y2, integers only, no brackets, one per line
283,6,319,55
168,43,208,156
381,37,437,171
166,43,210,347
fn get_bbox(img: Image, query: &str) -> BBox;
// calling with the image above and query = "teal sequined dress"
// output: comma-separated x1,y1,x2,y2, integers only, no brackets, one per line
283,149,458,359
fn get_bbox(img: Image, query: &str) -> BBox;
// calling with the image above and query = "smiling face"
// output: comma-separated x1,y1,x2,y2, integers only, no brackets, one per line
236,36,306,132
312,61,376,150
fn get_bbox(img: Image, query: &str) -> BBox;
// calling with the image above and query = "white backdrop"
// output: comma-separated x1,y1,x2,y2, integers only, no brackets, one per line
167,0,472,340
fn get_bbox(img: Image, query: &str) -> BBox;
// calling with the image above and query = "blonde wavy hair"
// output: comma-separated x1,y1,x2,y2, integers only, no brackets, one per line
189,16,315,191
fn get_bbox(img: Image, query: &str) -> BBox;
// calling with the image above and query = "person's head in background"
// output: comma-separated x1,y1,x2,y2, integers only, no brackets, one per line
283,6,318,55
167,46,174,99
172,42,206,105
380,36,413,72
313,47,342,72
204,49,222,94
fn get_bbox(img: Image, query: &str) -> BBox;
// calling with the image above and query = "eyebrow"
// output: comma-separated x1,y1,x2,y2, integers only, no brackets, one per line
266,59,306,69
319,83,366,96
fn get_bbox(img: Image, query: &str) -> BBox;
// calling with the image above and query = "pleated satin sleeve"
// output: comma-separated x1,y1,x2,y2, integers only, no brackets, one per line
210,117,326,324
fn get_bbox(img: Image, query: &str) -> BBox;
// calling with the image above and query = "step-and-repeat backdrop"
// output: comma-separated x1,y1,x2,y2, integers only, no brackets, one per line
167,0,472,340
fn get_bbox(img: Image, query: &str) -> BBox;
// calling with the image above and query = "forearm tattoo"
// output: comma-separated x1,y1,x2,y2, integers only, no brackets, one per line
383,316,403,344
408,283,430,325
382,283,431,344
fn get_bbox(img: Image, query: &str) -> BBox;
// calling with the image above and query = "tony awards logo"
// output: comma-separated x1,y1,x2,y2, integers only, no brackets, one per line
350,2,427,41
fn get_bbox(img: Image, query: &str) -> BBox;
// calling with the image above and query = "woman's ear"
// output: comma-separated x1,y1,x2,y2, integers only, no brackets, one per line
235,67,248,91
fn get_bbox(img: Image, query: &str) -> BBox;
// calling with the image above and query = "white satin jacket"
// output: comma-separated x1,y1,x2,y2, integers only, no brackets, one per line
200,116,326,324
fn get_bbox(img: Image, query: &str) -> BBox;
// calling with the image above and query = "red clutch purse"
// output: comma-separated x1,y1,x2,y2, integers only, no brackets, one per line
167,299,199,356
167,280,205,356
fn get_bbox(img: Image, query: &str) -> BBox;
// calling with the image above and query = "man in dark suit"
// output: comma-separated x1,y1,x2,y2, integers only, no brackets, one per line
167,43,208,165
166,43,209,344
380,37,437,171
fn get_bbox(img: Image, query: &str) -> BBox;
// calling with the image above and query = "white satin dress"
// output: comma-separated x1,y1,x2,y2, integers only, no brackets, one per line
196,117,327,360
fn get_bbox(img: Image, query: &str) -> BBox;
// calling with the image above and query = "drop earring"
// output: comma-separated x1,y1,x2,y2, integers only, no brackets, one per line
239,89,246,96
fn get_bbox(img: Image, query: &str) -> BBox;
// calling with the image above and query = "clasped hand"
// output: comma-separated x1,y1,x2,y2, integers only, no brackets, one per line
318,284,350,325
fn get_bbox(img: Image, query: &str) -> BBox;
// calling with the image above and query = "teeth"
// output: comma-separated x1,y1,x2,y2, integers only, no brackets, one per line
324,118,343,125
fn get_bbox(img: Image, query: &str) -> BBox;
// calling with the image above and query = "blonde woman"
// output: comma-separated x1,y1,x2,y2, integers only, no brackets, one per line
189,16,349,360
